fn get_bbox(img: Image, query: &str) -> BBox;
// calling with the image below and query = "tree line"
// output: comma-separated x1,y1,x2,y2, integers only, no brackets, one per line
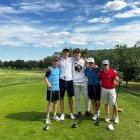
0,43,140,84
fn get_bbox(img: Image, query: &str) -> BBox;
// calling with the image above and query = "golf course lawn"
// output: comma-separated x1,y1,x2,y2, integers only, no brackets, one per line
0,69,140,140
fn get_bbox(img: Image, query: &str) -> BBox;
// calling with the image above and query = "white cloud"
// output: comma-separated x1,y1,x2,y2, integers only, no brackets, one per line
88,17,112,23
104,0,127,11
70,40,87,45
0,6,17,14
114,8,140,18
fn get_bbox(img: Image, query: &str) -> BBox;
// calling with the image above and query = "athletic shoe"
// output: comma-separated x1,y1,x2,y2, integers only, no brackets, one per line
70,113,75,120
77,112,82,118
114,116,119,124
92,114,98,121
85,111,93,117
105,116,110,122
60,114,65,120
45,118,50,124
53,115,60,121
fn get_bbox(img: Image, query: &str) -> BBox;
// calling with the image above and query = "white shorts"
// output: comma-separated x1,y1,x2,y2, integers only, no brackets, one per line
101,87,117,106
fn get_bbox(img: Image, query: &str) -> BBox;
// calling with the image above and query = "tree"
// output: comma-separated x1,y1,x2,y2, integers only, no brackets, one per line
115,45,139,87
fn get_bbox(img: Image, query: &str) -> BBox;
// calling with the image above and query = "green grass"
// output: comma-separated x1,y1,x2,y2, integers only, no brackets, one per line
0,69,140,140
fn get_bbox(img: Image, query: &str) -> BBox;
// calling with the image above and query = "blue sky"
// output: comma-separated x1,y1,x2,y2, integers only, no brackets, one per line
0,0,140,61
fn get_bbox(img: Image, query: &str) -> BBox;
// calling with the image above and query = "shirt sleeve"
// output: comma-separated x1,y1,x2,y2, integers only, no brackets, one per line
113,70,118,78
45,70,51,78
84,68,87,76
99,71,102,80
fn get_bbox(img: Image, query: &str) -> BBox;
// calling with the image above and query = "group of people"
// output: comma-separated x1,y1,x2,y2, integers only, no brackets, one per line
44,48,121,125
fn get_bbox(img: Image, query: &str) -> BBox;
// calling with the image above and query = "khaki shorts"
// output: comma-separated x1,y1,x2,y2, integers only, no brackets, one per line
101,87,117,105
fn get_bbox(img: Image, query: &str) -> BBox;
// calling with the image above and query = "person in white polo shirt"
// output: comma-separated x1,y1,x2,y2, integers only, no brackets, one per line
72,48,92,118
59,48,75,120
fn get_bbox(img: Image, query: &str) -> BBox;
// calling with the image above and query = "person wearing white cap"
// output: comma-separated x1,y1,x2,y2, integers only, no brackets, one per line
84,58,101,121
99,60,121,124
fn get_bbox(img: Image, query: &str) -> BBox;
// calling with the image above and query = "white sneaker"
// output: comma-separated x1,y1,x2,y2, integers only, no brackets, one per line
114,116,119,124
92,114,98,121
53,115,60,121
45,118,50,124
60,114,65,120
70,113,75,120
105,116,110,122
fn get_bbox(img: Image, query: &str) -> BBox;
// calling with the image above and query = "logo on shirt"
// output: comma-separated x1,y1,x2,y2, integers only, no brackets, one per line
74,63,82,72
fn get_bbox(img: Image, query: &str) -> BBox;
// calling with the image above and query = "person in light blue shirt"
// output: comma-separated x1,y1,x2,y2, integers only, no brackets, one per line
84,58,101,121
44,56,61,125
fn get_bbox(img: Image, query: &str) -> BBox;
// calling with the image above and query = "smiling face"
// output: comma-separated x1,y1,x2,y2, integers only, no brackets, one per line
88,62,94,68
74,52,81,60
63,50,70,58
102,64,109,71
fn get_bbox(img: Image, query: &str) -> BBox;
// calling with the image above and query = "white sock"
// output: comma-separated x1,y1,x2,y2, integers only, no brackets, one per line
54,112,56,116
46,113,49,118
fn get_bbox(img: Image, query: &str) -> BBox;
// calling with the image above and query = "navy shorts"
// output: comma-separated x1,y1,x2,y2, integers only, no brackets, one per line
88,84,101,101
46,90,60,101
59,78,74,98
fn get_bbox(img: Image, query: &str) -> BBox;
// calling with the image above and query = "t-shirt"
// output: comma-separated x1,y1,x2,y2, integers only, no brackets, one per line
59,57,73,81
72,58,87,83
99,69,117,89
84,67,101,85
45,66,60,91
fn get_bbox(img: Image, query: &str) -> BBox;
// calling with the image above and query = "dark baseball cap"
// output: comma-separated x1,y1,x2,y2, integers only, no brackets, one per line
73,48,81,54
63,48,70,52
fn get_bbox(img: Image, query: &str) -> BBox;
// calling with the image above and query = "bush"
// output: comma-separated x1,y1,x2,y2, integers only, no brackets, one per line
135,75,140,82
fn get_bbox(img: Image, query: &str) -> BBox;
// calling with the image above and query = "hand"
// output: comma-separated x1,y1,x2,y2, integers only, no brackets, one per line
119,79,123,84
47,66,51,71
47,83,53,88
93,65,98,69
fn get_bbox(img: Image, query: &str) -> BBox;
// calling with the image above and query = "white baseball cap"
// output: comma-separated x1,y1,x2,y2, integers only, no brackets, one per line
102,60,109,65
87,58,94,63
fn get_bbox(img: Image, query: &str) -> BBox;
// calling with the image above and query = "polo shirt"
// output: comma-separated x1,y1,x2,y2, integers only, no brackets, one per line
99,69,117,89
84,67,100,85
45,66,60,91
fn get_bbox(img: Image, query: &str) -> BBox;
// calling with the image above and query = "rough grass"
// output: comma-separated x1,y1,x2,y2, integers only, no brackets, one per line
0,69,140,140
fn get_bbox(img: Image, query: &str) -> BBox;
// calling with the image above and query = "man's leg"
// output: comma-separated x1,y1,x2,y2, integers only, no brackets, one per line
74,83,81,114
81,83,92,116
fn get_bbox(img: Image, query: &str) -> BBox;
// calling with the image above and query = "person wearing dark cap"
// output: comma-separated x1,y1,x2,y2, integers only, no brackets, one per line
72,48,92,118
99,60,121,124
59,48,75,120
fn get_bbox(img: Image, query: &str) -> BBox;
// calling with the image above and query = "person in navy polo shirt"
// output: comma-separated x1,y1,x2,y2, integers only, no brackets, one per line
84,58,101,121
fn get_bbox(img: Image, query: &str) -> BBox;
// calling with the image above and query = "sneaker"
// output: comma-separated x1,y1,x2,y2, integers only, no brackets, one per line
70,113,75,120
53,115,60,121
77,112,82,118
105,116,110,122
85,111,93,117
45,118,50,124
114,116,119,124
60,114,65,120
92,114,98,121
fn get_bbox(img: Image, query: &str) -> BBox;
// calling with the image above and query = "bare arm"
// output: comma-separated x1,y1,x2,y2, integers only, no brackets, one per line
115,76,120,84
44,77,53,88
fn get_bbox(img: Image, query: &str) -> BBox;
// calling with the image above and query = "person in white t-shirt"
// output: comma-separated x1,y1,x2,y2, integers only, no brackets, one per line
59,48,75,120
72,48,92,118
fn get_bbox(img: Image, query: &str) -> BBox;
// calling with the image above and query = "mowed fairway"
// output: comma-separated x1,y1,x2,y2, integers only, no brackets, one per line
0,69,140,140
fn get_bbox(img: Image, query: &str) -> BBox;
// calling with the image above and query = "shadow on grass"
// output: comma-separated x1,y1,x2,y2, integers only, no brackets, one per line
5,111,46,122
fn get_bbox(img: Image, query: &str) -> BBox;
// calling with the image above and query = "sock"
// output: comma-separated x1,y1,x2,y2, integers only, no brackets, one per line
54,112,56,116
46,113,49,118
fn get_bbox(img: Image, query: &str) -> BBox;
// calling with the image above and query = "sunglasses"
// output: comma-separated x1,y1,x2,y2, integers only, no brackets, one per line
103,64,108,66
